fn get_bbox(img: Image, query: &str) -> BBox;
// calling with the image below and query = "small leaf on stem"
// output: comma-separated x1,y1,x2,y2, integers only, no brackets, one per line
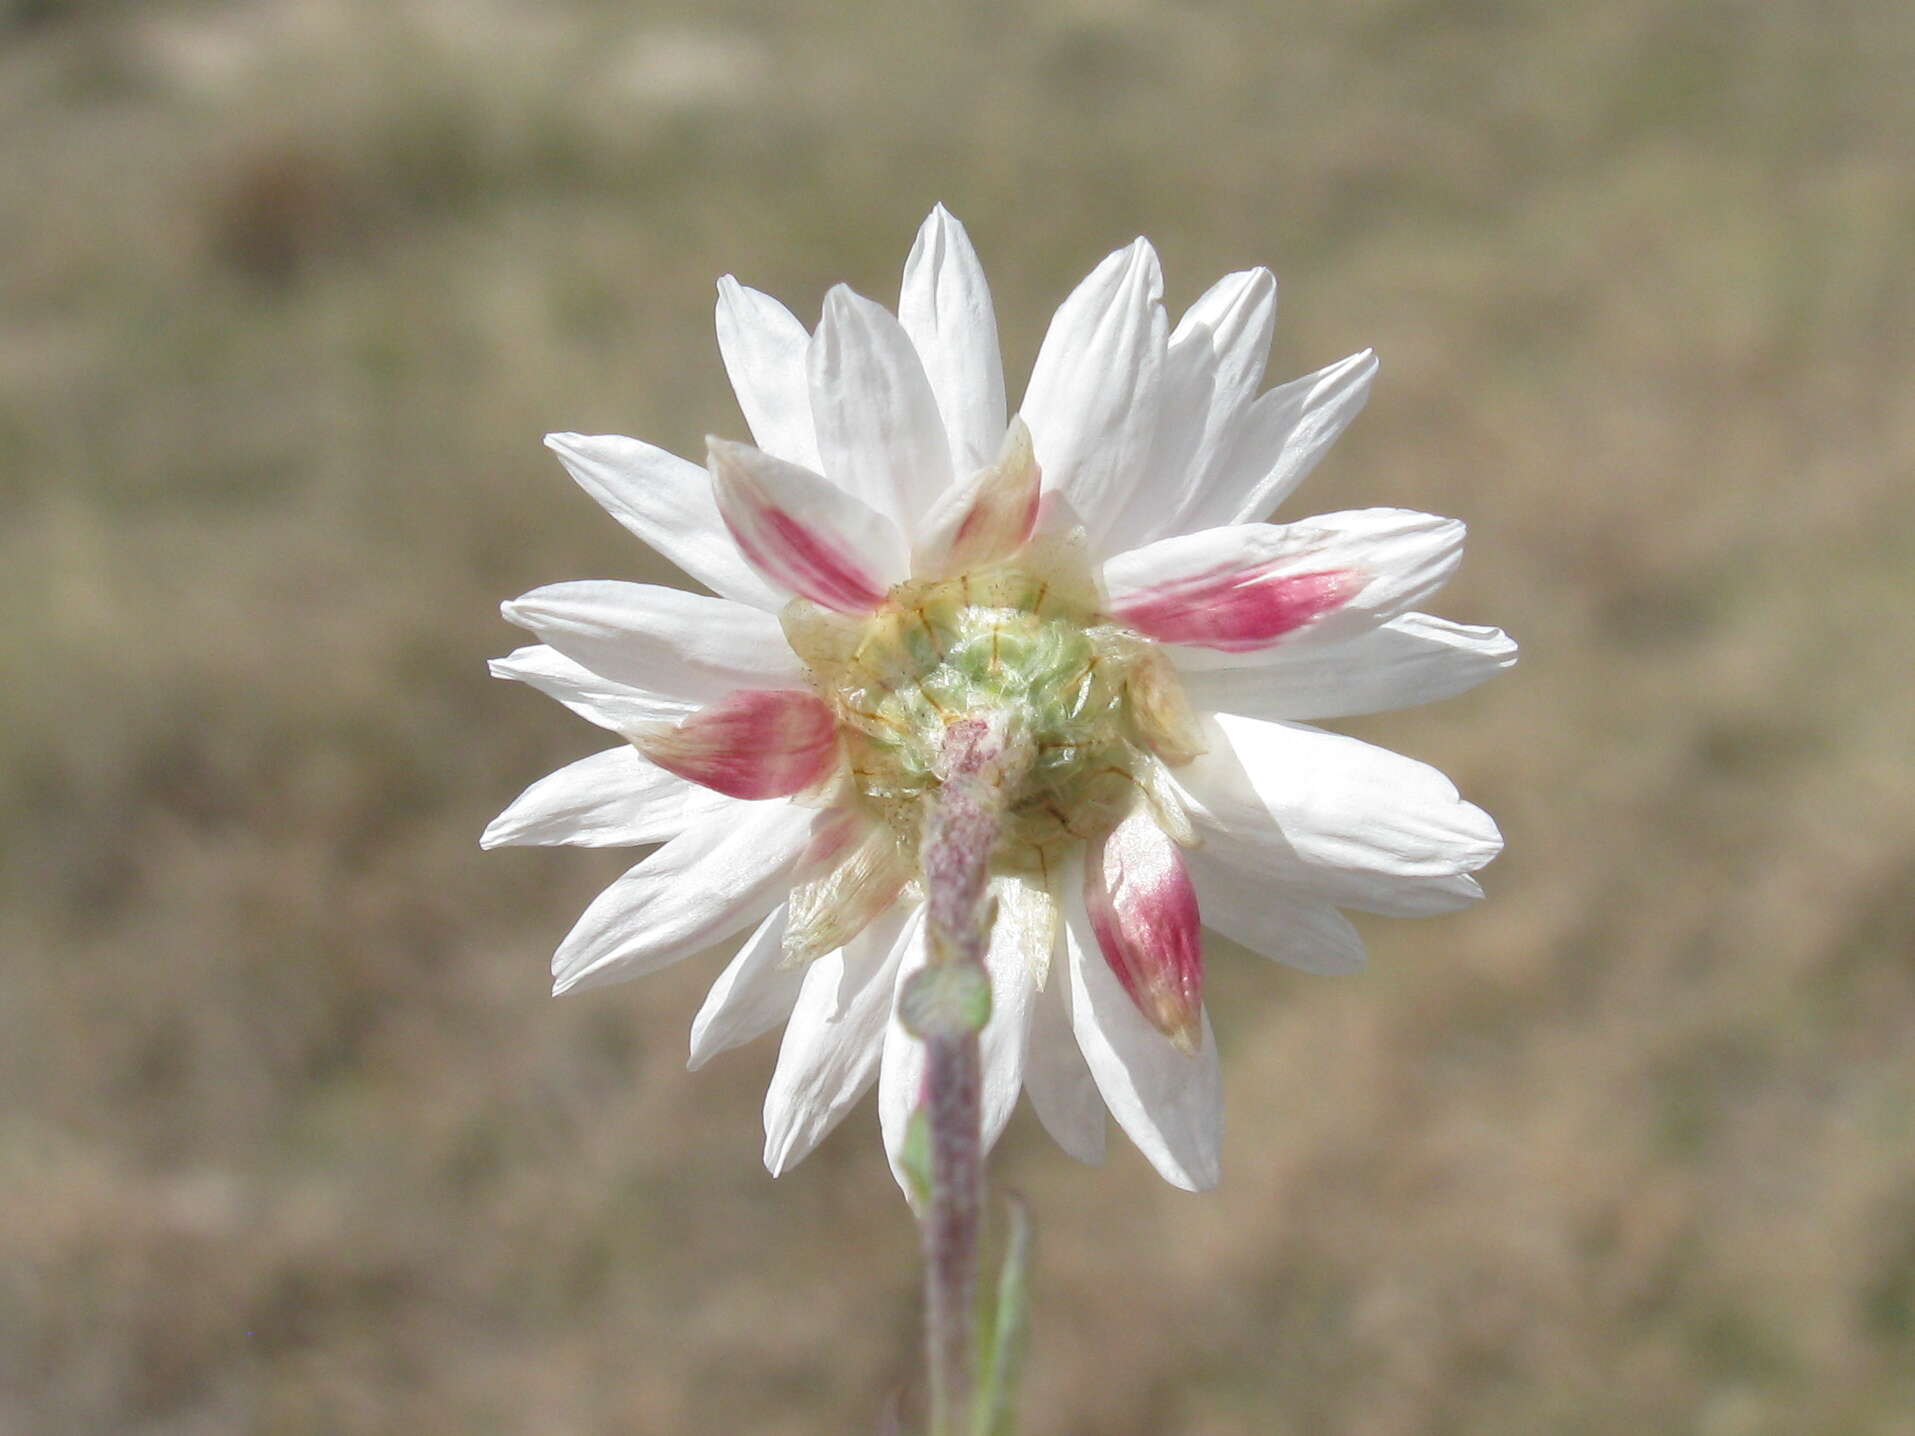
974,1194,1033,1436
899,963,994,1041
901,1107,934,1211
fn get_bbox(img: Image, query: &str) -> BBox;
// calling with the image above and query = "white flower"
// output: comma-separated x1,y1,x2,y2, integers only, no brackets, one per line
486,206,1512,1192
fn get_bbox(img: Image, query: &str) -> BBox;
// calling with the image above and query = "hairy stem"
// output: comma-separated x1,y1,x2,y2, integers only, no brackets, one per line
916,714,1025,1436
922,1031,981,1436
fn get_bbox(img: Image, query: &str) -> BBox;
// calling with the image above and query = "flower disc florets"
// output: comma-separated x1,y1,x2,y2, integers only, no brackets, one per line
783,538,1197,886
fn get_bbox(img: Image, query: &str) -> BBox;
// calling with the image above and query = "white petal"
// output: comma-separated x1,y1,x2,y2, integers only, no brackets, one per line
1175,350,1378,532
1021,952,1106,1165
1194,840,1486,917
1172,713,1503,896
501,581,802,701
489,644,694,732
633,688,840,802
551,801,816,995
1177,268,1278,452
1020,238,1168,553
977,880,1043,1143
899,205,1007,476
542,433,783,610
808,285,954,538
875,1031,930,1198
877,878,1039,1196
1159,269,1281,532
1186,851,1369,975
1064,889,1221,1191
1180,613,1519,720
764,906,918,1175
707,437,908,610
687,906,806,1070
715,277,822,472
1105,508,1467,660
482,745,735,849
1100,324,1216,555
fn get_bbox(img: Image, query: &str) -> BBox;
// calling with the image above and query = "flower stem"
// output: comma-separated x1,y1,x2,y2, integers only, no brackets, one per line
921,1028,981,1436
911,714,1025,1436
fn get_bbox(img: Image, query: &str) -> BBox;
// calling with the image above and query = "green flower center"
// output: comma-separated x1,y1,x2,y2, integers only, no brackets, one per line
784,547,1191,880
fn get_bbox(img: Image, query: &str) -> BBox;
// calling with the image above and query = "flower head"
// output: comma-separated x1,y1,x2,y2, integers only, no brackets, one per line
486,207,1512,1191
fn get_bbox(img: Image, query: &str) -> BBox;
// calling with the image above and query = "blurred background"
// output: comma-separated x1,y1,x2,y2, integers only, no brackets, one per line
4,0,1912,1431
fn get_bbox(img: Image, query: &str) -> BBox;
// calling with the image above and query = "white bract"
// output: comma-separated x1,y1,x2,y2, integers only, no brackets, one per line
486,207,1512,1191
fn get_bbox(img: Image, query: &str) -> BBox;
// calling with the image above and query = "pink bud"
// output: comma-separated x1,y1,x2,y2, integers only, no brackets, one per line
1084,808,1205,1053
632,689,839,800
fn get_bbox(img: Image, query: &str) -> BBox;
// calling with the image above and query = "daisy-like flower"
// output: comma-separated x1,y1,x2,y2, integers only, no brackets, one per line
486,206,1511,1192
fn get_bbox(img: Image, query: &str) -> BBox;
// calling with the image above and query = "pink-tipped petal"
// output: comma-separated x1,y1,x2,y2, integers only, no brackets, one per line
951,432,1040,555
1104,509,1465,658
707,438,903,614
633,689,839,801
1064,877,1219,1189
912,416,1042,577
1110,562,1362,652
1083,808,1205,1052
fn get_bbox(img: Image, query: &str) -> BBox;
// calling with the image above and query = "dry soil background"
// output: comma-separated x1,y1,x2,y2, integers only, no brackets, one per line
4,1,1914,1432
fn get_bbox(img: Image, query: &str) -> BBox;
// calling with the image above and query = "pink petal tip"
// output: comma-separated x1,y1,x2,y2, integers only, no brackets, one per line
633,689,839,800
1111,564,1361,652
708,439,890,614
1084,809,1205,1051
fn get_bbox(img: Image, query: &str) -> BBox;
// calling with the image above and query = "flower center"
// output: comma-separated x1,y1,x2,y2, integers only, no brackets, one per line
783,546,1197,882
